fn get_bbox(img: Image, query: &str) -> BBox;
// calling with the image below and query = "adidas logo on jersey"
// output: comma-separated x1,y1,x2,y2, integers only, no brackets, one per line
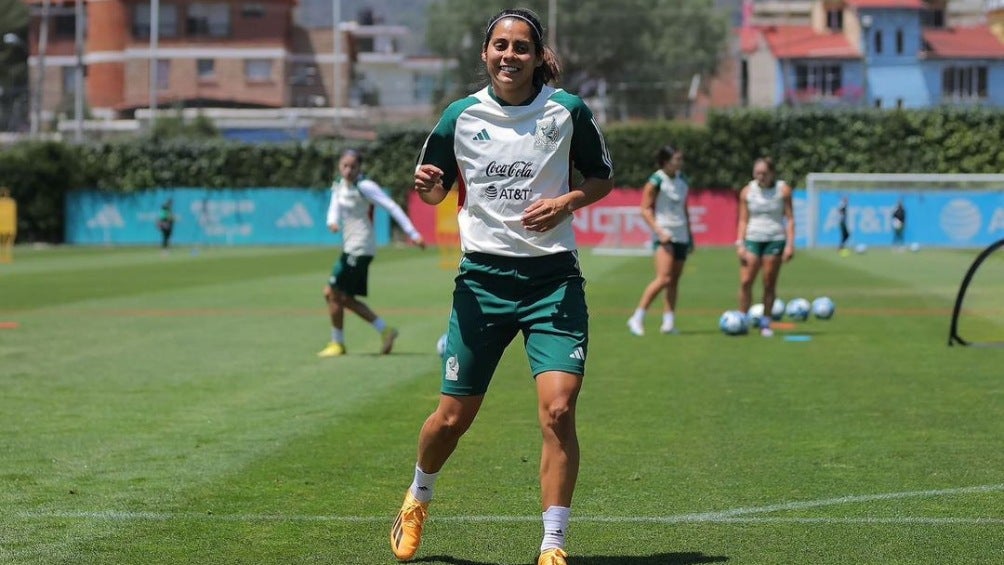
473,128,491,141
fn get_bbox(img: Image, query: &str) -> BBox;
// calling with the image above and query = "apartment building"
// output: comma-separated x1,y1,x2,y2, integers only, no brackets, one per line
728,0,1004,108
22,0,448,132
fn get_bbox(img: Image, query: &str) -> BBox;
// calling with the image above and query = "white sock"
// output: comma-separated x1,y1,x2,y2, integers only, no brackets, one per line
540,505,570,552
662,311,675,328
372,318,387,332
630,308,644,323
409,465,438,503
330,328,344,343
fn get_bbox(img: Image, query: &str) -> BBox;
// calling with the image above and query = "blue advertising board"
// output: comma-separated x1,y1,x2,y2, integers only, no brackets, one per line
65,188,391,246
794,190,1004,248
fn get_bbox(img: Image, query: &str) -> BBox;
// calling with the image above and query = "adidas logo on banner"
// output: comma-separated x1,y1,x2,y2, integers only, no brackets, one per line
568,347,585,360
276,203,314,228
86,204,125,229
473,128,491,141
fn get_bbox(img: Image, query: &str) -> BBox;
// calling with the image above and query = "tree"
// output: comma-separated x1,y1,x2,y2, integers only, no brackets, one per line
0,0,30,132
424,0,729,120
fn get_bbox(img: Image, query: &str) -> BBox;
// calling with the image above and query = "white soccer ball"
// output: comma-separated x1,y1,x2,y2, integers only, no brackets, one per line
746,303,765,328
811,296,835,320
909,242,920,252
719,310,749,336
771,298,786,321
436,333,448,357
785,298,811,321
854,243,868,254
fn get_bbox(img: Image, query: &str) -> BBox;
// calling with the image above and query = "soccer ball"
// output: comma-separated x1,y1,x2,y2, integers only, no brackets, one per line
785,298,811,321
854,243,868,254
812,296,835,320
719,310,749,336
909,242,921,252
436,333,448,357
746,303,765,327
771,298,786,320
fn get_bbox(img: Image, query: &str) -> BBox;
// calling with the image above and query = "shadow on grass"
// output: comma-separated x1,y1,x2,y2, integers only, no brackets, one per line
414,552,728,565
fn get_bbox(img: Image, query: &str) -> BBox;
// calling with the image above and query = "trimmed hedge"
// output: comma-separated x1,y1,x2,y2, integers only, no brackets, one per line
5,107,1004,242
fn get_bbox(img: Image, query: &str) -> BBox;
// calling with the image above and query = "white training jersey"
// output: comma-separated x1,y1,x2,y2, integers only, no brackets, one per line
326,176,421,256
744,179,788,242
648,169,690,243
416,85,613,257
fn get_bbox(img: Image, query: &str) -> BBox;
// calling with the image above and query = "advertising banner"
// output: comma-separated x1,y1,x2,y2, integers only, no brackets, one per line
408,188,739,249
800,190,1004,248
65,188,392,246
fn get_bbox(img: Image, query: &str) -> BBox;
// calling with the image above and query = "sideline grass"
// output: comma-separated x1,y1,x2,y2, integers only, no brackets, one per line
1,245,1001,564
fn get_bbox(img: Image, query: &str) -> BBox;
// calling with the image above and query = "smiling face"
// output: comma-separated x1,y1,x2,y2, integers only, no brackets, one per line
481,18,542,104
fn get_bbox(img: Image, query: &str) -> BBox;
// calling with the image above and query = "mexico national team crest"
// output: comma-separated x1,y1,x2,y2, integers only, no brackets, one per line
534,117,559,151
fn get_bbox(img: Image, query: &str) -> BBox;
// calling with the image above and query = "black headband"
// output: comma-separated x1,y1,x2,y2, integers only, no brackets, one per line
486,13,543,44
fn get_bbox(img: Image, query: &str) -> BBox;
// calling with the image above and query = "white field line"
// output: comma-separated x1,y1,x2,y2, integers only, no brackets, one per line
14,484,1004,525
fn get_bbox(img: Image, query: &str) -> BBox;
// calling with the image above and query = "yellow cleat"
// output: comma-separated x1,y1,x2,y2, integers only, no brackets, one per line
380,327,399,355
316,341,346,357
538,548,568,565
391,490,428,561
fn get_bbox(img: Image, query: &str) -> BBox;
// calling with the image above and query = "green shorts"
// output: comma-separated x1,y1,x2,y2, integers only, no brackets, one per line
744,239,786,257
328,253,374,297
438,251,589,396
652,240,690,260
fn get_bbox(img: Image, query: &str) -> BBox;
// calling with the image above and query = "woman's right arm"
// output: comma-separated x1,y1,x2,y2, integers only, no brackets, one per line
735,185,749,259
639,182,667,243
414,164,449,205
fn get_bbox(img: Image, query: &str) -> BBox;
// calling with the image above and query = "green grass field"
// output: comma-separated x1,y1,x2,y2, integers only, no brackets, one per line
1,244,1002,564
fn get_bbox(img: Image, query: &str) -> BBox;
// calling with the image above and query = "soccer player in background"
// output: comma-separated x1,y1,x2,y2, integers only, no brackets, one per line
838,195,851,255
316,149,425,357
627,144,692,336
390,8,614,565
735,156,795,337
891,198,906,250
157,199,176,250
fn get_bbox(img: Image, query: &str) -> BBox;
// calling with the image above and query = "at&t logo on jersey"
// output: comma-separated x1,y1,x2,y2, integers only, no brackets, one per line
482,184,532,200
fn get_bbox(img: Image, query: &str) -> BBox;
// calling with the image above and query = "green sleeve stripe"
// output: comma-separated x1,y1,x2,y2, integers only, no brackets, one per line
550,90,613,180
418,96,480,191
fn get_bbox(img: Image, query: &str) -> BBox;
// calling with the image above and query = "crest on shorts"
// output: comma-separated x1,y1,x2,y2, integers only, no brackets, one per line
533,117,560,151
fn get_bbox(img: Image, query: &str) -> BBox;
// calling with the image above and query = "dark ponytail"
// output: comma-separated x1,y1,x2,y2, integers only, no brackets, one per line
655,145,677,167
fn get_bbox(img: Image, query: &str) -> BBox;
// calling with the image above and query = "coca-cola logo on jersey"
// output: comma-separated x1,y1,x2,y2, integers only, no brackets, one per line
485,161,535,178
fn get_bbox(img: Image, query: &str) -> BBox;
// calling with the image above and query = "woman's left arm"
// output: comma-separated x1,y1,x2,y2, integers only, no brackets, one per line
782,182,796,261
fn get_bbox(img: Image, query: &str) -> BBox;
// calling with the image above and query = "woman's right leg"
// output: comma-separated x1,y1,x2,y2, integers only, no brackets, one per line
739,254,761,314
392,394,482,561
417,394,483,473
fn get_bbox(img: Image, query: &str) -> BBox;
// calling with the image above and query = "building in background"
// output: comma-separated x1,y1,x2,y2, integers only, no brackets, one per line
723,0,1004,109
16,0,1004,138
20,0,451,138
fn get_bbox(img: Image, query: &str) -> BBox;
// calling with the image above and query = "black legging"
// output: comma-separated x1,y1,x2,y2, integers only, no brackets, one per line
160,226,173,249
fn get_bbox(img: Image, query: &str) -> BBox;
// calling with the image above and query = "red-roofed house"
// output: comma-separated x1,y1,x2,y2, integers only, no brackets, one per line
736,0,1004,108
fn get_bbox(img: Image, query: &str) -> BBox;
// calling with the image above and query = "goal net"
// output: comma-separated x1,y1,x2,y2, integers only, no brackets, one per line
803,173,1004,249
948,238,1004,347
